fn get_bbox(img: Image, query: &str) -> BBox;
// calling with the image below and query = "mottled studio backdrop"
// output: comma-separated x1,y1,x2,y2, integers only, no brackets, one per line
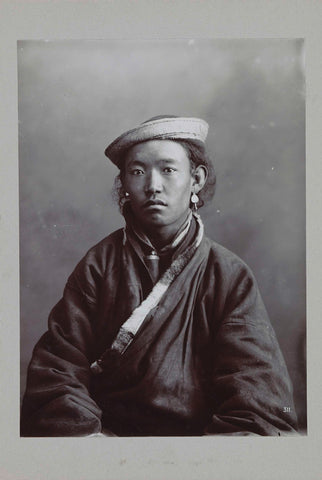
19,39,306,430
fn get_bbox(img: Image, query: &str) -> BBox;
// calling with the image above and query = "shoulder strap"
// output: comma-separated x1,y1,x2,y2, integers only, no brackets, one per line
90,213,204,374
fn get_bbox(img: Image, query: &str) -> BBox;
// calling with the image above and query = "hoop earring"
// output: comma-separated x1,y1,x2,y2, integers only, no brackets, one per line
191,192,199,211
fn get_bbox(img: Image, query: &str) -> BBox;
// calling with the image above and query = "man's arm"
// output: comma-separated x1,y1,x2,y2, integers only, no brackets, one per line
205,264,298,436
21,253,104,437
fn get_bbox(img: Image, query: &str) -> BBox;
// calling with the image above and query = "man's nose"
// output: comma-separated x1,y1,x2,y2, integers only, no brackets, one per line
144,170,163,194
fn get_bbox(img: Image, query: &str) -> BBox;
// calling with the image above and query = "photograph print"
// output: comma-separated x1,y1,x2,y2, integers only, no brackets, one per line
19,39,306,437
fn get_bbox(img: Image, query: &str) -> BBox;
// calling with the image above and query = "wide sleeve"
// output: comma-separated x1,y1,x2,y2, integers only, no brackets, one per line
205,262,298,436
21,251,104,437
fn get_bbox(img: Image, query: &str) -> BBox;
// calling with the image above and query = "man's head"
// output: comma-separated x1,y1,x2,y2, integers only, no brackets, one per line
105,116,216,230
120,139,207,233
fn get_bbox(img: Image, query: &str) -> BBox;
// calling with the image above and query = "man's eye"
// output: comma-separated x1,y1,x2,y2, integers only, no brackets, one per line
163,167,176,173
131,169,144,175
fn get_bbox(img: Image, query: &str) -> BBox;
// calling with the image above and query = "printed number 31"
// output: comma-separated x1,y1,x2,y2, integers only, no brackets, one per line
283,407,291,412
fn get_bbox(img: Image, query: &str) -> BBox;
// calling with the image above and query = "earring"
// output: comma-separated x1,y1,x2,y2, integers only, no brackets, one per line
120,191,130,209
191,192,199,211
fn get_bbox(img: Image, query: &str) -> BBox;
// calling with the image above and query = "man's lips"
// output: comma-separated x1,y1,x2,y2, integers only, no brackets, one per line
143,199,167,208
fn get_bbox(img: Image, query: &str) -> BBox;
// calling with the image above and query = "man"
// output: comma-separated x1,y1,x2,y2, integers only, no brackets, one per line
21,115,298,436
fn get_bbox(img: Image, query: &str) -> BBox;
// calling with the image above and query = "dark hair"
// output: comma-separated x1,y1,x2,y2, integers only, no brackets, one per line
112,138,216,211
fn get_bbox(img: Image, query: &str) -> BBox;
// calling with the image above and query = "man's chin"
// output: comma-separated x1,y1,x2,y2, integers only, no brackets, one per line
142,218,168,228
139,214,170,229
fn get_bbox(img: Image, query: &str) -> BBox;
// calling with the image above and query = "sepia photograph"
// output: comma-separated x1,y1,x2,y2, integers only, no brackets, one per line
18,39,306,437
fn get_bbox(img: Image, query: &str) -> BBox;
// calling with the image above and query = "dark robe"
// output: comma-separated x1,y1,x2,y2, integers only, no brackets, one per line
21,218,298,436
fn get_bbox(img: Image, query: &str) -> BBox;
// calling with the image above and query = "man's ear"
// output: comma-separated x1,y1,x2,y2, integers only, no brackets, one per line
192,165,208,193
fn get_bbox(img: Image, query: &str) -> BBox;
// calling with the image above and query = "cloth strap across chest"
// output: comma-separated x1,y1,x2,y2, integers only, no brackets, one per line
90,212,204,374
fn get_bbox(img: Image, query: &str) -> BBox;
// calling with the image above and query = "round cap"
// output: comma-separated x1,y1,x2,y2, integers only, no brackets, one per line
104,115,209,168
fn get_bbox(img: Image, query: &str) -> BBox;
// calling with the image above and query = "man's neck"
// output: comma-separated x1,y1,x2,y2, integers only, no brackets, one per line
141,212,191,250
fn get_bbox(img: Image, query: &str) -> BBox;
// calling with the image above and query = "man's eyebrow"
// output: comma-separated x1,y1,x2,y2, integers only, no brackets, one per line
126,158,179,167
125,159,146,167
159,158,178,163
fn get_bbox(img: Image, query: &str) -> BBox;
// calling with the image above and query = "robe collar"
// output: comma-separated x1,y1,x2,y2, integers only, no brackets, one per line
123,204,195,283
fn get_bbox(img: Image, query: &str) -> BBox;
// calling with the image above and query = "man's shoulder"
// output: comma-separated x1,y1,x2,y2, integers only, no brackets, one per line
72,228,125,275
88,228,125,253
203,235,253,277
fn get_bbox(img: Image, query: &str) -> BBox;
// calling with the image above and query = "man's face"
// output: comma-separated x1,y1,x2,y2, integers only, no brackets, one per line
123,140,194,233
